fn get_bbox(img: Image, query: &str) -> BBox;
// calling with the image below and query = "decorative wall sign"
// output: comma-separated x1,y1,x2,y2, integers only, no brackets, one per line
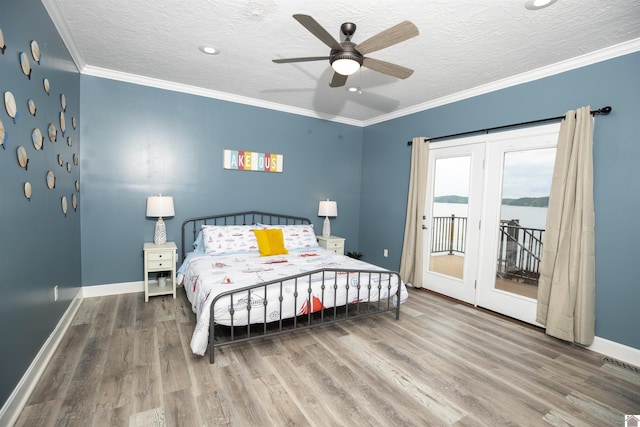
4,91,17,123
223,149,283,173
1,28,78,214
0,117,5,149
59,111,65,135
48,123,56,142
32,128,43,150
46,170,55,189
30,40,40,63
17,146,28,169
24,182,32,201
20,52,31,79
28,98,36,116
0,27,5,54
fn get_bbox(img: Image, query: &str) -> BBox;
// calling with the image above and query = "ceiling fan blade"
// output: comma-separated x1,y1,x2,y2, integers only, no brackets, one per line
362,57,414,79
355,21,419,55
293,14,342,50
329,72,348,88
273,56,329,64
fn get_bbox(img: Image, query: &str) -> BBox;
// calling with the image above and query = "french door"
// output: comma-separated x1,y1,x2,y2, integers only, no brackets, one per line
422,142,484,304
422,124,560,324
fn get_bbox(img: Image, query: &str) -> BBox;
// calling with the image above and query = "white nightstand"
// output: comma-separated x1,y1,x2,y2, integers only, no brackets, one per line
316,235,345,255
143,242,177,302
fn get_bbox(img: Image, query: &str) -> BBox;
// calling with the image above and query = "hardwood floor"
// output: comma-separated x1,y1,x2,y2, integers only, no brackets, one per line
15,287,640,426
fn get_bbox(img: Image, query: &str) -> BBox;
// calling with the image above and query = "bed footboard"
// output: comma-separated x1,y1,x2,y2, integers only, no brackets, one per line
208,268,402,363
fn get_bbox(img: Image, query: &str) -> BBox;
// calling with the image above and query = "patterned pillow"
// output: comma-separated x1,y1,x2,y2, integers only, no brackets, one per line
201,225,260,255
264,224,318,249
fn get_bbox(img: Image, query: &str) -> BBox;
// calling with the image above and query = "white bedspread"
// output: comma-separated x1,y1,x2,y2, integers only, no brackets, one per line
178,247,408,356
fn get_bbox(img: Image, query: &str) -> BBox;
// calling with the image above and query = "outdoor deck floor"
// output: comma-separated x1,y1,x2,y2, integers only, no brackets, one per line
430,254,538,299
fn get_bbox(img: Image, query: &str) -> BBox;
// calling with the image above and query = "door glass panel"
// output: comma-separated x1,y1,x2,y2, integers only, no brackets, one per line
494,148,556,299
429,156,470,280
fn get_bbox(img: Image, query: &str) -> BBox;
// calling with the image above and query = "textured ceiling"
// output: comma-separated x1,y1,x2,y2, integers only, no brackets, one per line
44,0,640,125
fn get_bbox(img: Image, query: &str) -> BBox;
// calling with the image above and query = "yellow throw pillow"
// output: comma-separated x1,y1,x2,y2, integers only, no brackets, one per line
253,228,288,256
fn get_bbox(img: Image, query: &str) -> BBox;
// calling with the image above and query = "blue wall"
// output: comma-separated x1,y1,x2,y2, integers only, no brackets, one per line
0,0,81,405
360,52,640,350
2,0,638,412
79,76,364,285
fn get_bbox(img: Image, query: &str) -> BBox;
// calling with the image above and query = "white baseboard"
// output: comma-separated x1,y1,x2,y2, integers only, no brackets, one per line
588,336,640,367
0,289,83,427
81,280,144,297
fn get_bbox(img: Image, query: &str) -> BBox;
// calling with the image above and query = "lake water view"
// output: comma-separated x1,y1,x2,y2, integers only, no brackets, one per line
433,202,548,230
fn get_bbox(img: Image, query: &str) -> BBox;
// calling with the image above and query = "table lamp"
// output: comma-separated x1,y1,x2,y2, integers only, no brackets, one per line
318,199,337,237
146,194,175,245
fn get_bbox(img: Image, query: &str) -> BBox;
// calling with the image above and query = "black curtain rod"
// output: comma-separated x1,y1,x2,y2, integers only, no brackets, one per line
407,106,612,145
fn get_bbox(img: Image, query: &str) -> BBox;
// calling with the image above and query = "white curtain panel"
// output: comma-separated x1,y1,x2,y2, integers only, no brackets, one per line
537,106,595,346
400,137,429,288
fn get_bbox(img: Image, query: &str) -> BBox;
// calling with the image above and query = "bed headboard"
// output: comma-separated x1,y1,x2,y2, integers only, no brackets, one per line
180,211,312,260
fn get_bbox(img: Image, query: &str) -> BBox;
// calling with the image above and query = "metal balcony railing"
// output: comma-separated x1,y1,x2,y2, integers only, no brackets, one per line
497,219,544,284
430,215,544,285
430,214,467,255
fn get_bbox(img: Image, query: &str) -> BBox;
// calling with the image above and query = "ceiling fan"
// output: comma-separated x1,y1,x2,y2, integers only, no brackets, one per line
273,14,419,88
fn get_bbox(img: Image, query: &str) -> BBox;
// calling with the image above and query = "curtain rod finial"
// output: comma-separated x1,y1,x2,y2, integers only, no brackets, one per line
599,106,612,115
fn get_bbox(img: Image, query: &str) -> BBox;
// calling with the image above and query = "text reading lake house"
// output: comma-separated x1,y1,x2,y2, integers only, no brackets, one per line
223,149,283,173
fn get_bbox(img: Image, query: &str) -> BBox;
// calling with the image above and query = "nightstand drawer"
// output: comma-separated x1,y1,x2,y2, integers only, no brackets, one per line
325,240,344,250
316,235,345,255
147,259,173,270
147,251,173,261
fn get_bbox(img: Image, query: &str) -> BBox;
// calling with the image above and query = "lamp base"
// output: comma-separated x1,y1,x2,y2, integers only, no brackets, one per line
322,216,331,237
154,217,167,245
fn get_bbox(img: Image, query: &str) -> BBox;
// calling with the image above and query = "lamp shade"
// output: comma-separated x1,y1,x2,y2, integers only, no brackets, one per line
146,195,175,218
331,58,361,76
318,200,337,217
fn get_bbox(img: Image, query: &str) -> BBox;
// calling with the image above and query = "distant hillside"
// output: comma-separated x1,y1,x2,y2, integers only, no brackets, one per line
434,195,468,204
435,195,548,207
502,197,549,207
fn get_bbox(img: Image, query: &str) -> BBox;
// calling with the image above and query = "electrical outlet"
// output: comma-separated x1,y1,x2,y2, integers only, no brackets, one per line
383,249,388,257
54,285,58,302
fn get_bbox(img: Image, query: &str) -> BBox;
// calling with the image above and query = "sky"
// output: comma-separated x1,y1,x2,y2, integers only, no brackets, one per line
501,148,555,199
433,147,556,199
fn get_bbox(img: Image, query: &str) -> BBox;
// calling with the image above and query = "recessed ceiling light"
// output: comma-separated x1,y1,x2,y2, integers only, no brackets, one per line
525,0,558,10
347,86,362,94
199,46,220,55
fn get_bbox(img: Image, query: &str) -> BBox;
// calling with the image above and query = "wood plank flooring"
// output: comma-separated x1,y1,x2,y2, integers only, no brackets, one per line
15,287,640,426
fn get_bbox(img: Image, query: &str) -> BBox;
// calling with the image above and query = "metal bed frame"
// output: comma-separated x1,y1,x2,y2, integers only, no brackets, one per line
181,211,402,363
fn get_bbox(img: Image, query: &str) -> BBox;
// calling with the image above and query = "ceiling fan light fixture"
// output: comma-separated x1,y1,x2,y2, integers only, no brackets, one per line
330,45,363,76
331,58,361,75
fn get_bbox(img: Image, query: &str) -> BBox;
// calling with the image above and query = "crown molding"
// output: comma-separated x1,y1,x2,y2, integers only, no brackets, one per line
81,66,363,127
363,37,640,127
84,37,640,128
41,0,85,71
